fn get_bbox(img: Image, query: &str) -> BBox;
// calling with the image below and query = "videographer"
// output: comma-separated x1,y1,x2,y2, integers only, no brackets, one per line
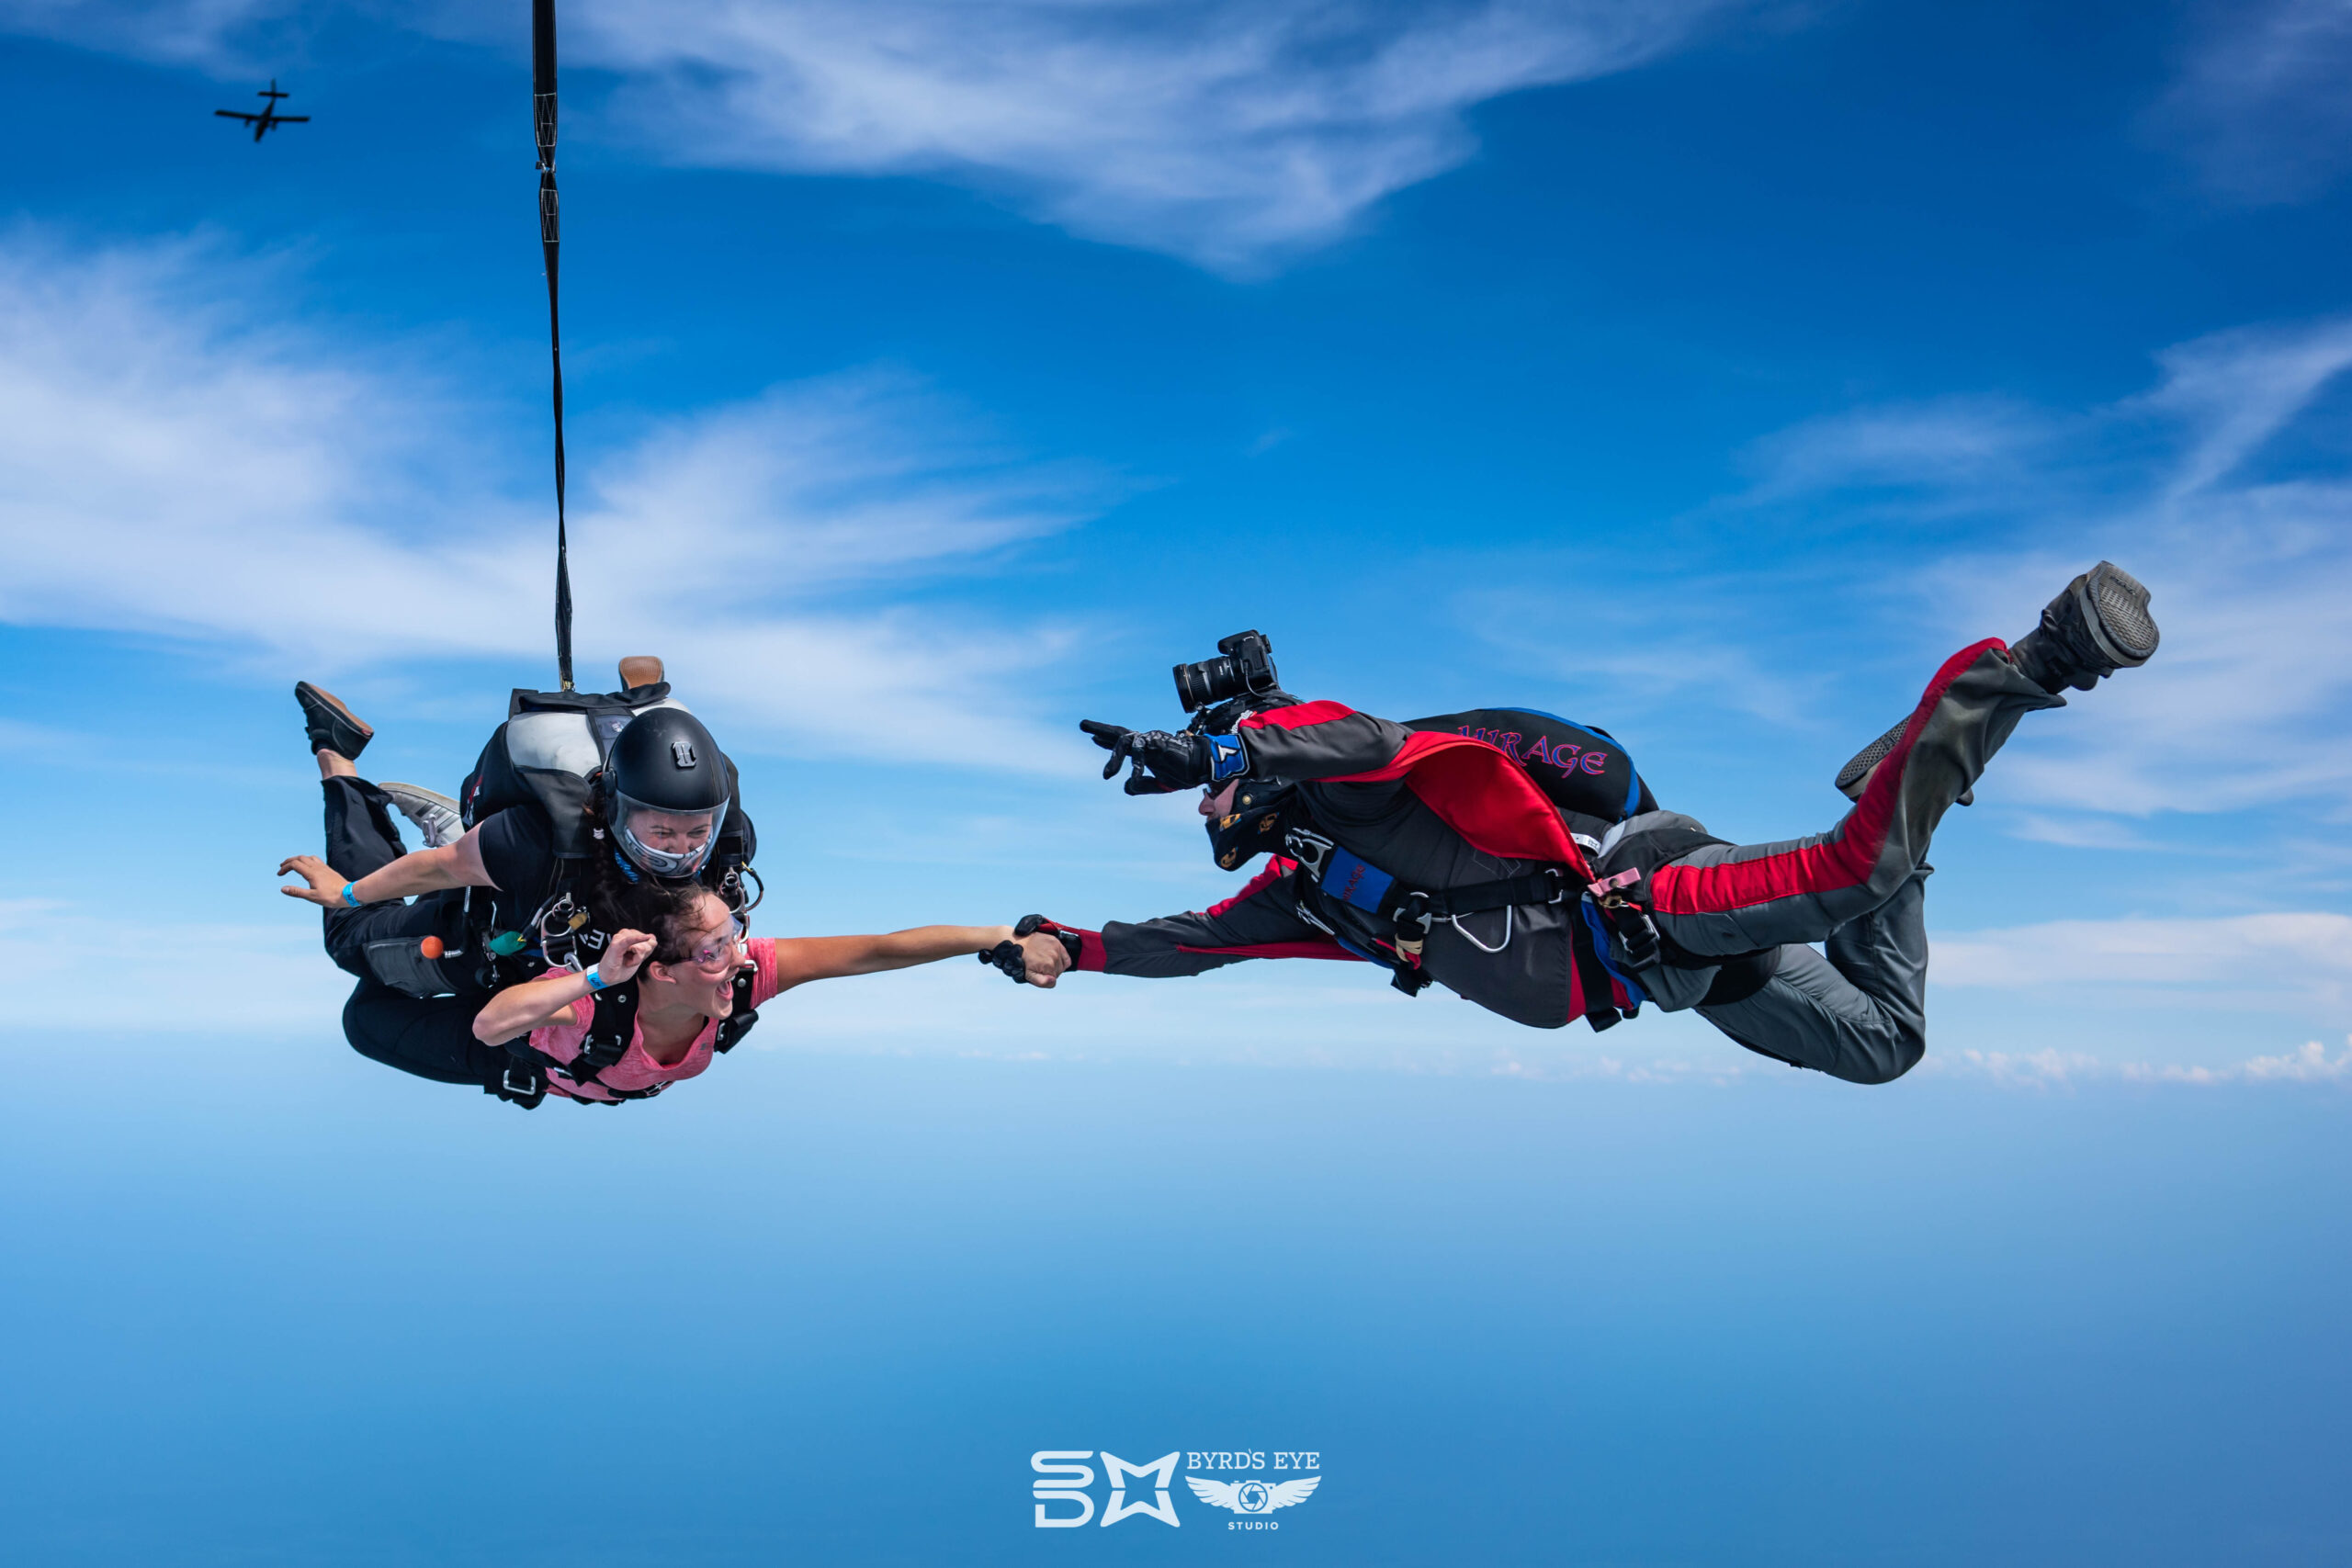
998,564,2162,1086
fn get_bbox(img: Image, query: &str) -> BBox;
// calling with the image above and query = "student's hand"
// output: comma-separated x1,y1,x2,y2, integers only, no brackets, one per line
595,930,657,987
277,854,351,908
1018,930,1072,988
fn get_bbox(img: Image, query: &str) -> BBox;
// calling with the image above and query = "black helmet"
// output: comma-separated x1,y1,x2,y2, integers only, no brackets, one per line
596,707,731,878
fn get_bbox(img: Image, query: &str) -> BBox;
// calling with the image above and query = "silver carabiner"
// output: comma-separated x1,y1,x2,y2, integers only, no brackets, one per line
1444,905,1515,953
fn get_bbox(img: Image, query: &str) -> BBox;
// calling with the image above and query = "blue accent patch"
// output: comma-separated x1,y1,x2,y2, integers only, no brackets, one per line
1322,848,1396,913
1207,731,1248,781
1580,898,1649,1014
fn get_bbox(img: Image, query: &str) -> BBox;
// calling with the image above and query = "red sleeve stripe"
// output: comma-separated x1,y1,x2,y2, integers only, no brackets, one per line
1238,700,1357,731
1649,639,2005,917
1176,940,1363,962
1038,924,1107,972
1205,856,1298,919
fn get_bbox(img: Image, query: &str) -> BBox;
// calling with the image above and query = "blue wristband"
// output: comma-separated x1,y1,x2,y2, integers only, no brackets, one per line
339,883,362,908
584,969,612,992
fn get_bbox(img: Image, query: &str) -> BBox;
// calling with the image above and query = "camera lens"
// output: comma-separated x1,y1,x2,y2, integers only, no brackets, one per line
1172,655,1241,712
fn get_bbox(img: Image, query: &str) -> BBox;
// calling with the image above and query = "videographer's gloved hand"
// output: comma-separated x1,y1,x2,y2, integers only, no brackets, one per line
1081,720,1241,795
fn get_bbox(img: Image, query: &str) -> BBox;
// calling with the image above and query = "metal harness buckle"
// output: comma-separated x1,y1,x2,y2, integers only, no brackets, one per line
495,1065,547,1107
1392,890,1431,962
1283,826,1336,879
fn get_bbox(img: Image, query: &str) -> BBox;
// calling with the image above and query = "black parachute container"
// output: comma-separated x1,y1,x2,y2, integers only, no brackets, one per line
460,681,752,870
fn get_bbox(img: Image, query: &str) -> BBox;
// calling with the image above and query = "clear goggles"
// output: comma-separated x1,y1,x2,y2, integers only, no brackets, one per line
615,796,723,879
679,912,748,973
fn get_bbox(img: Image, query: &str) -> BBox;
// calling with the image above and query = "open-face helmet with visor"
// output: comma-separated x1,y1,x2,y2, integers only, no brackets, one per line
596,706,731,880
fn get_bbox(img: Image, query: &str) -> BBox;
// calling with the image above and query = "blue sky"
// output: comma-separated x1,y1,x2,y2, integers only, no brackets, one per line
2,4,2351,1561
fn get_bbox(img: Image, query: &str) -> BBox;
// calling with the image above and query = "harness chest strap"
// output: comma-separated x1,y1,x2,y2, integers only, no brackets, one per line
496,964,760,1106
1282,822,1626,1021
1282,819,1777,1020
1283,824,1571,931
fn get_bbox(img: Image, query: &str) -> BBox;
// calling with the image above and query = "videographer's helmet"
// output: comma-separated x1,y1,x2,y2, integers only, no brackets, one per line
597,706,730,879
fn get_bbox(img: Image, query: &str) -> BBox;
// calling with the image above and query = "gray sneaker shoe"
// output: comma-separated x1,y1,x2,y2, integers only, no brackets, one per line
2009,560,2159,693
379,783,465,849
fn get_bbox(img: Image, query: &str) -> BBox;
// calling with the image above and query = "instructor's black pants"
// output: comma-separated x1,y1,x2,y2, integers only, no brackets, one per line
321,777,510,1089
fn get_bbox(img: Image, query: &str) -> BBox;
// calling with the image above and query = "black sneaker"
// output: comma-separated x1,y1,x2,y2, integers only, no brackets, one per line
2010,561,2159,694
296,682,373,761
1834,720,1971,807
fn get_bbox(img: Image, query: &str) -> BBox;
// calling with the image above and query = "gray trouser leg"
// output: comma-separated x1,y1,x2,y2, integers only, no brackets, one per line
1697,867,1932,1085
1646,641,2062,955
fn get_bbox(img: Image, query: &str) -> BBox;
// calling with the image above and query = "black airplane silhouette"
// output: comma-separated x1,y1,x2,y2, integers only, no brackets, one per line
215,80,310,142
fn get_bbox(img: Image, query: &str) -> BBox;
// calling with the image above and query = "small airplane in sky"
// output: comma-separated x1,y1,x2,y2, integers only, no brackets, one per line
214,80,310,143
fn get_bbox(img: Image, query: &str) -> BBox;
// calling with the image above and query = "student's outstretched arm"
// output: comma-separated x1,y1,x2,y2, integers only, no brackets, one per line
770,924,1059,993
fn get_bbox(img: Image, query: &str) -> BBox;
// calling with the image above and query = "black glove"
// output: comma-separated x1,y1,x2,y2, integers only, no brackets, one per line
980,915,1082,984
1080,719,1218,795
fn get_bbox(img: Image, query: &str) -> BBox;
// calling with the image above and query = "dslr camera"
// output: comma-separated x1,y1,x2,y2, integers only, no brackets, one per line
1173,629,1280,714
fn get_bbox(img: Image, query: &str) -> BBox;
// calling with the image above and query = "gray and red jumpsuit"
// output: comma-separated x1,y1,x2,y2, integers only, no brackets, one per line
1047,640,2061,1085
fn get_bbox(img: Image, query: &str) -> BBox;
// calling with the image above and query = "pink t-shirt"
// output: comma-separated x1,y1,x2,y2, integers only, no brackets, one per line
531,938,784,1103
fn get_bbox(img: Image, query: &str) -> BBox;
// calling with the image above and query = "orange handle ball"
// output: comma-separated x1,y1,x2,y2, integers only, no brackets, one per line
419,936,445,960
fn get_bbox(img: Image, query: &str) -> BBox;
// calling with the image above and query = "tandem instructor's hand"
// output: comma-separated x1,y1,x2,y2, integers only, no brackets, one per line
1081,719,1213,795
982,915,1077,988
277,853,349,908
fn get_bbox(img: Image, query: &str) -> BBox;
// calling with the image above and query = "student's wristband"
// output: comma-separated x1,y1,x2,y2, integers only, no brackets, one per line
584,968,613,992
339,883,363,908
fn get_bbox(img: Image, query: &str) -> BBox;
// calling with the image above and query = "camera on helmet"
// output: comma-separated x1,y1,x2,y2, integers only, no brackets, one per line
1172,629,1280,714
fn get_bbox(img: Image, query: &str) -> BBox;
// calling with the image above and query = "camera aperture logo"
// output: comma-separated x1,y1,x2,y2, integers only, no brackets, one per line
1032,1449,1323,1532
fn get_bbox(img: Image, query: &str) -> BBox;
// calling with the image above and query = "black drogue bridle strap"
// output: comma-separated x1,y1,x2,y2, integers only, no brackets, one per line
532,0,575,693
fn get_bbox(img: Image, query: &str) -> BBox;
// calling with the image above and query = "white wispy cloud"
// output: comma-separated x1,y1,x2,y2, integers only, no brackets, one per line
554,0,1746,271
1932,912,2352,1006
1,0,1754,272
1731,396,2071,513
0,0,297,68
2131,316,2352,496
2155,0,2352,203
1721,315,2352,826
0,230,1112,766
